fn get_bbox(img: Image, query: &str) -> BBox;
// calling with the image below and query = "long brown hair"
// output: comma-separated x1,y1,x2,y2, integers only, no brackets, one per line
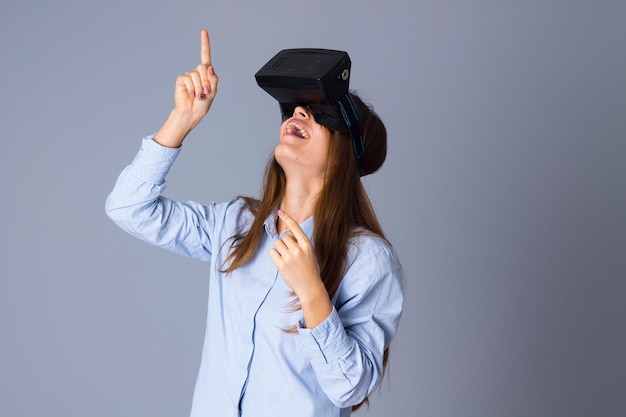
221,91,389,411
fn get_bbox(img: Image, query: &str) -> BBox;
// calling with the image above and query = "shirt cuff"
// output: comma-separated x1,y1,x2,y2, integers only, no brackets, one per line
297,307,353,364
130,134,181,184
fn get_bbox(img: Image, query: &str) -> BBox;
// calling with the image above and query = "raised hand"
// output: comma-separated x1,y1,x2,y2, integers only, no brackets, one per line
155,29,219,148
174,29,218,119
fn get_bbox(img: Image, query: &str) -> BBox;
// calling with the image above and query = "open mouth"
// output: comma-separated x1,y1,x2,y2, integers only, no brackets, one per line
285,121,310,139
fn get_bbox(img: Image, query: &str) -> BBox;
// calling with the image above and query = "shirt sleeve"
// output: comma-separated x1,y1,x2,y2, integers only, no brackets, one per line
104,135,217,261
297,237,404,408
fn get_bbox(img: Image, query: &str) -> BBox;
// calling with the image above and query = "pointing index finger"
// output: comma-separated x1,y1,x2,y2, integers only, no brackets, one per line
200,29,211,66
277,210,307,240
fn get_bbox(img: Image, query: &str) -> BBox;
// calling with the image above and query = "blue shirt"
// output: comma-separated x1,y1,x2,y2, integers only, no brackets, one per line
105,136,404,417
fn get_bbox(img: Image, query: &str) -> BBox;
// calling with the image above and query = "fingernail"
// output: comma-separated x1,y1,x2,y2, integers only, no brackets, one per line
203,86,209,94
277,209,284,216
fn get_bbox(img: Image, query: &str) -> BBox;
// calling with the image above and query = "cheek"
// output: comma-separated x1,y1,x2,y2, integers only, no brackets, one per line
278,122,287,137
317,130,332,156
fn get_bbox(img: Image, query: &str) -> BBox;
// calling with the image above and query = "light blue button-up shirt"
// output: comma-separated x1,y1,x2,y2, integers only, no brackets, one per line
105,136,404,417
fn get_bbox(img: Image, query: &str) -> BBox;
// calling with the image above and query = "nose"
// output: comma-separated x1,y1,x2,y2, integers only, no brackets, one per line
292,105,311,120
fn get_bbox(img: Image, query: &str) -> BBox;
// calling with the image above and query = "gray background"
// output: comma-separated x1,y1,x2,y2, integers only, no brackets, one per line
1,1,625,416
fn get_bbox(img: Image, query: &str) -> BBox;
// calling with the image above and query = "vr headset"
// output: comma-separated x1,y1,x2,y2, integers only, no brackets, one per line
255,48,365,175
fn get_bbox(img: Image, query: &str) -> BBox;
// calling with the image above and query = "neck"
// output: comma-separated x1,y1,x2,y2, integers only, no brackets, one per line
277,175,323,234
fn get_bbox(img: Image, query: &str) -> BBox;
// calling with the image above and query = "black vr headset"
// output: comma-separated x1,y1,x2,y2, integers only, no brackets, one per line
255,49,365,175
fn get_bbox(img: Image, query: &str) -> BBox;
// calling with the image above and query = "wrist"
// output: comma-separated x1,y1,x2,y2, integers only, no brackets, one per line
299,283,332,329
297,281,329,305
154,109,195,148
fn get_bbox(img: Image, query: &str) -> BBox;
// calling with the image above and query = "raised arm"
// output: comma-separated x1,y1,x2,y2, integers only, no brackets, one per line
105,30,223,261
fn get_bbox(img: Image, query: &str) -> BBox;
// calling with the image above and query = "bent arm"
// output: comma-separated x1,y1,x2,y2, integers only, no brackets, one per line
105,136,214,261
297,240,404,408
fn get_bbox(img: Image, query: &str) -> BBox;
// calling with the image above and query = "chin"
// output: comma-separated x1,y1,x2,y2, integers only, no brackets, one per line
274,143,327,178
273,144,293,171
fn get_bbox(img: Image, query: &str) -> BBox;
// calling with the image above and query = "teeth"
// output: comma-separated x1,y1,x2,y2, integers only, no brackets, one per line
286,122,309,139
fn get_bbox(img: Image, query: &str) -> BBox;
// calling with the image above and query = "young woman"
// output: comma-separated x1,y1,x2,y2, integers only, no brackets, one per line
106,29,403,417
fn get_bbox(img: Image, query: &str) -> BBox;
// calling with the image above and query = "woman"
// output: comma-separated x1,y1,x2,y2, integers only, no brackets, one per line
106,29,403,417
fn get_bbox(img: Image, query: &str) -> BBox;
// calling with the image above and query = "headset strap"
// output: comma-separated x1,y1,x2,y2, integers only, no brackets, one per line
337,95,365,176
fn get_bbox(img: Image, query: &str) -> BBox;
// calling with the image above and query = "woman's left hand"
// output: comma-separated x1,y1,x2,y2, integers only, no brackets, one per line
270,210,332,327
269,210,325,302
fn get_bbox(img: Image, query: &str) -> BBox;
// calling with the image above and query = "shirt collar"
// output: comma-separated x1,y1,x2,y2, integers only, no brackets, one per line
263,209,315,240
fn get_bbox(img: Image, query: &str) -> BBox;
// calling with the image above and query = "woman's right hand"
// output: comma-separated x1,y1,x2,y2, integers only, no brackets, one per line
154,29,219,148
